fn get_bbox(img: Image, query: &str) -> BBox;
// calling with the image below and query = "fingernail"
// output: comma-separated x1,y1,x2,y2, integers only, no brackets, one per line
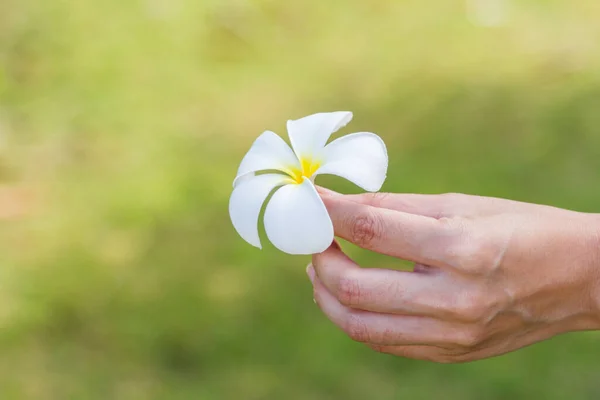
306,263,315,284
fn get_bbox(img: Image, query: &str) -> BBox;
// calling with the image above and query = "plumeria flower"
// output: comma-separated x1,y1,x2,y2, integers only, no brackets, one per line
229,111,388,255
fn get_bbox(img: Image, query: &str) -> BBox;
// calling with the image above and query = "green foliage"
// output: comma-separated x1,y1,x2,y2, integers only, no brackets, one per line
1,0,599,398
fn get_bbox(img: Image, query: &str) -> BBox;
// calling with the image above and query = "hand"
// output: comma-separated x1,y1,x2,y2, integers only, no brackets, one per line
307,190,600,363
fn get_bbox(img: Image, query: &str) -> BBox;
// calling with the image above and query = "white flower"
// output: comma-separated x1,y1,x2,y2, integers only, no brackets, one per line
229,111,388,255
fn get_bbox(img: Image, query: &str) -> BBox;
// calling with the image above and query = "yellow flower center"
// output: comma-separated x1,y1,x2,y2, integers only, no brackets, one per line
288,157,321,184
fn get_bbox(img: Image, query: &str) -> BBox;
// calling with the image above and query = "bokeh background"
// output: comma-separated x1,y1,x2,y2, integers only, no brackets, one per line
1,0,600,398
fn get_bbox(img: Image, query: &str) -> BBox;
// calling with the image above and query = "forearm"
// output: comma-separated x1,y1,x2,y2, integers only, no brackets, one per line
551,211,600,332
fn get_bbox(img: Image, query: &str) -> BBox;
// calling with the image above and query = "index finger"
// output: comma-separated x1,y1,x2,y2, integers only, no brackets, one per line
321,193,460,266
317,187,450,218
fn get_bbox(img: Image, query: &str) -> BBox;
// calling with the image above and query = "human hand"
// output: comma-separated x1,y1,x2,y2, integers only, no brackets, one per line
307,190,600,363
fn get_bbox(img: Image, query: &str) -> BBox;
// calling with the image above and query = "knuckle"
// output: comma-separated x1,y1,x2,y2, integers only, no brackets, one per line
436,217,467,246
433,193,467,219
443,225,489,272
454,327,486,348
349,211,383,247
441,220,506,276
337,271,363,307
453,290,490,322
344,313,370,343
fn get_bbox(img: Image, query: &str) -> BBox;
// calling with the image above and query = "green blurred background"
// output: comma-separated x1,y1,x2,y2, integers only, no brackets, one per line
1,0,600,398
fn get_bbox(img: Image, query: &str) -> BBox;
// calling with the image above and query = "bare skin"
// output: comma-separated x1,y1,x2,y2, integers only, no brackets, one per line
308,189,600,363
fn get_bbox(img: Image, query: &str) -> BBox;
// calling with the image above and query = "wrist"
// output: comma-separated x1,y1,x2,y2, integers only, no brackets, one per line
587,213,600,326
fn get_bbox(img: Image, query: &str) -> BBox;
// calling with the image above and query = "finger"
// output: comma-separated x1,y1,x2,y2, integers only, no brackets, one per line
307,265,472,347
318,187,450,218
312,244,455,317
320,194,461,265
367,344,468,363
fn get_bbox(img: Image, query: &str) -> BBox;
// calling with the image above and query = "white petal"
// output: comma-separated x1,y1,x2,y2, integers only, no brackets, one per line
287,111,353,159
233,131,299,187
232,171,256,187
229,174,290,249
264,178,334,255
315,132,388,192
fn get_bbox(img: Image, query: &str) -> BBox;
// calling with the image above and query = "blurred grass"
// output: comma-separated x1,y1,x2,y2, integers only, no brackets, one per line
1,0,600,398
